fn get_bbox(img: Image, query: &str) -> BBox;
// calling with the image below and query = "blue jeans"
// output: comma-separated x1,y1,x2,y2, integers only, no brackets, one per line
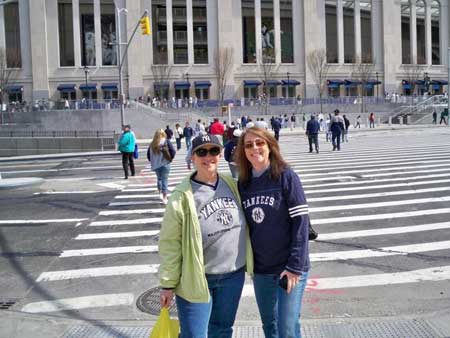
176,268,245,338
253,271,309,338
154,165,170,194
185,136,192,150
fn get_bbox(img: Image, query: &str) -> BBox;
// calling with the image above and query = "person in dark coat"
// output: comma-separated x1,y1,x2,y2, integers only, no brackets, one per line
306,115,320,153
165,125,174,140
272,118,281,141
342,114,350,142
330,110,345,151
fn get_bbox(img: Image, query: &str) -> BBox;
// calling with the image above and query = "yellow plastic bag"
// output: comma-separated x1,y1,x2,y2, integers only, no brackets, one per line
149,307,180,338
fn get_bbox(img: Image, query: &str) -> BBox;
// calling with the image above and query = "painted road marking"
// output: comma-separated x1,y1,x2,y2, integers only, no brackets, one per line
303,173,450,189
76,230,160,240
313,208,450,224
0,218,88,225
21,293,134,313
307,187,450,202
363,167,450,177
33,191,98,195
109,200,160,207
89,218,163,226
305,179,450,194
310,240,450,262
60,245,159,257
98,208,165,216
36,264,160,282
241,265,450,296
310,196,450,213
317,222,450,240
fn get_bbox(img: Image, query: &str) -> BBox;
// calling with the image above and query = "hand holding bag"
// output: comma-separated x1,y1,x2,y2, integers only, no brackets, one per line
149,308,179,338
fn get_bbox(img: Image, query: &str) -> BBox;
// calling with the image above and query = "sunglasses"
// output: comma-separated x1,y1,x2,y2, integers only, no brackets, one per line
244,139,267,149
194,147,221,157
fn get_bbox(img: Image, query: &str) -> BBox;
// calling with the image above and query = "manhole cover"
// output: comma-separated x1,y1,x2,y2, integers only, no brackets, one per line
136,287,177,316
0,298,18,310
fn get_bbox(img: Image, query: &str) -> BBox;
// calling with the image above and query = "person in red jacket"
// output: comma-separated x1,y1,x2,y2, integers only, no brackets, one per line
210,118,225,144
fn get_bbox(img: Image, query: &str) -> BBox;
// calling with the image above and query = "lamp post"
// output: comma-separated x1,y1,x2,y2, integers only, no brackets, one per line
115,5,128,127
184,72,190,98
424,71,430,95
286,72,290,99
448,48,450,126
376,71,379,97
83,65,89,98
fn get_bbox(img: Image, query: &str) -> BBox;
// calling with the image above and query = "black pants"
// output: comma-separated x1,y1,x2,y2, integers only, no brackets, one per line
274,131,280,141
332,132,341,150
176,138,181,150
308,134,319,152
122,152,135,178
440,117,447,125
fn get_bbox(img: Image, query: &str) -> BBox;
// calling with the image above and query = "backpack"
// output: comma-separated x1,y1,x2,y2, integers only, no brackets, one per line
161,142,174,162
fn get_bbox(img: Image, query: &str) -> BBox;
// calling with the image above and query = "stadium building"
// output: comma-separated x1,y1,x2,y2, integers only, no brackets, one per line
0,0,449,106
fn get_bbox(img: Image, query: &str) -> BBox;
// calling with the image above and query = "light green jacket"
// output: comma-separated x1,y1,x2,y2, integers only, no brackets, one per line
158,173,254,303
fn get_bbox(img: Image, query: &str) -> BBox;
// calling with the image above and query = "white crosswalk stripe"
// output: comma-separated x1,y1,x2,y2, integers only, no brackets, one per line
23,132,450,315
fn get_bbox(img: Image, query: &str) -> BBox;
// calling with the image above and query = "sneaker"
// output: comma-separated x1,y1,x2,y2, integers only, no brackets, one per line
162,197,168,205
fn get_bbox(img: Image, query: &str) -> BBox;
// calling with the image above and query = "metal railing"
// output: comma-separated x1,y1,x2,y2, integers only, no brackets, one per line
0,130,117,138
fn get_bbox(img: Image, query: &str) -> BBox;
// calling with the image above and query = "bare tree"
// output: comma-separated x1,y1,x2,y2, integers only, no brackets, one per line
259,49,278,114
306,49,329,114
403,62,425,97
214,47,234,109
0,47,20,124
351,55,376,114
150,64,172,101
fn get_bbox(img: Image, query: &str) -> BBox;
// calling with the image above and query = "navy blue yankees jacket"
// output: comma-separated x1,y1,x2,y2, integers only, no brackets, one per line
238,167,310,275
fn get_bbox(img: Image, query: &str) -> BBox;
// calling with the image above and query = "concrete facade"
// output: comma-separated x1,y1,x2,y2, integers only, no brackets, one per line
0,0,449,103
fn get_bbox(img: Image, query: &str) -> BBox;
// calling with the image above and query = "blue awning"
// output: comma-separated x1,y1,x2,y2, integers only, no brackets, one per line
344,79,362,88
194,81,212,89
6,85,23,93
402,80,412,90
174,81,191,89
366,79,382,85
243,80,262,88
264,80,281,87
101,83,118,91
327,79,345,88
281,79,300,86
415,79,426,87
79,83,97,91
154,82,170,89
57,84,76,92
431,80,448,86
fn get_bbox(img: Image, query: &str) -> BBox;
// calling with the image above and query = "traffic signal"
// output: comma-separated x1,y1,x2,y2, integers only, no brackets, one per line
140,16,151,35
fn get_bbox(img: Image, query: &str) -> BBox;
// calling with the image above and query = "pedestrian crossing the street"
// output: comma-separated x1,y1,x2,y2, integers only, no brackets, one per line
20,130,450,319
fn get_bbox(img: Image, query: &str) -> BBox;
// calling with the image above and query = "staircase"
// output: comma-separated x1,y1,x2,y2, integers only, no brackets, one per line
389,95,447,124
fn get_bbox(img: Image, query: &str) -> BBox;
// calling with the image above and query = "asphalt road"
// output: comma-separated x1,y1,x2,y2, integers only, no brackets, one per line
1,127,450,326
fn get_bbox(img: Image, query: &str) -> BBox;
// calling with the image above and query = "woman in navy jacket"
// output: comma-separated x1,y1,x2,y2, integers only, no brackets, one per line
235,126,310,338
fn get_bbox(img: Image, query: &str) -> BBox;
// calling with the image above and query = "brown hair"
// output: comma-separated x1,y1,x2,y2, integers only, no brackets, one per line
235,127,288,185
150,129,167,154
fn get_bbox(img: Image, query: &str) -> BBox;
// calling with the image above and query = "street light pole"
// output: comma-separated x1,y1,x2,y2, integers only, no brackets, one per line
287,72,290,99
116,6,127,127
185,73,190,98
448,48,450,125
376,72,378,97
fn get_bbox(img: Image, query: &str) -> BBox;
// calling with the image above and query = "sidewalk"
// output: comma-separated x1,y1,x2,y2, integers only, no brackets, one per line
1,308,449,338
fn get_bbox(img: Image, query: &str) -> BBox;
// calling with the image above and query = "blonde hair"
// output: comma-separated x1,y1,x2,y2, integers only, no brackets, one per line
235,127,287,185
150,129,167,154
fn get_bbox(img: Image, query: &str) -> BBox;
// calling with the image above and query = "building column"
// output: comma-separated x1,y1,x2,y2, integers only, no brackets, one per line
440,1,449,66
411,2,417,64
216,0,237,98
426,2,432,65
126,0,144,98
72,0,81,68
354,0,361,62
274,0,281,64
303,0,326,97
93,0,102,67
166,0,174,65
337,0,344,63
29,0,49,99
372,0,384,94
255,0,262,64
382,0,402,94
186,0,194,65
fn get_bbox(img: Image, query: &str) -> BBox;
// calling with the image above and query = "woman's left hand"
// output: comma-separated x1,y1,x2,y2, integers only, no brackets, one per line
280,270,300,294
